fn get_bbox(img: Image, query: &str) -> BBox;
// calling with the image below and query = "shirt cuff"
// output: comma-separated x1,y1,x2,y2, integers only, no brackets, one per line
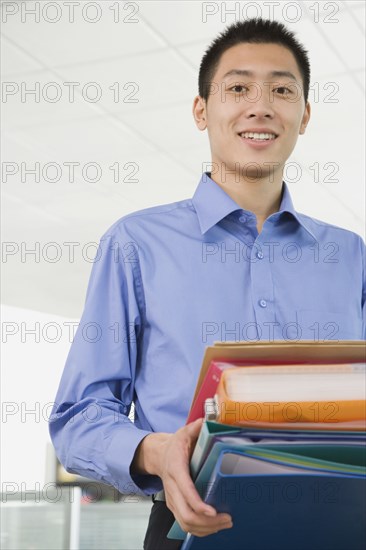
104,425,163,496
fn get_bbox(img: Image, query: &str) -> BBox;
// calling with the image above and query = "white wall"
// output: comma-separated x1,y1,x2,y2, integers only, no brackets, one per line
1,304,75,488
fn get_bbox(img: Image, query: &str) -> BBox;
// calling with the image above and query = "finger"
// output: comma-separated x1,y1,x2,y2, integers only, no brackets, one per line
167,465,232,525
172,464,217,517
184,418,204,446
167,487,233,537
194,520,234,538
175,421,219,517
184,417,204,435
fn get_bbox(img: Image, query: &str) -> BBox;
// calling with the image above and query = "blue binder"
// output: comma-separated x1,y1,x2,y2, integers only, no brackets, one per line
169,430,366,540
181,449,366,550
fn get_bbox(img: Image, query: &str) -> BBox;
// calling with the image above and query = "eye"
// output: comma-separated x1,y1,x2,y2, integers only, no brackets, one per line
273,86,292,95
229,85,248,93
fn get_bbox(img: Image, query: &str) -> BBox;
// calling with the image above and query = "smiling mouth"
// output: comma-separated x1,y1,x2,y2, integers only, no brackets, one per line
238,131,278,141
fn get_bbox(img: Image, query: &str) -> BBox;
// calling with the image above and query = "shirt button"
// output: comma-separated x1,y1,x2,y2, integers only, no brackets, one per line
256,251,264,259
259,299,267,308
239,215,247,223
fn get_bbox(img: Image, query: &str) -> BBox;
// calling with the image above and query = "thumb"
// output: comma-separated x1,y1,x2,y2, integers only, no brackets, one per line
187,417,204,436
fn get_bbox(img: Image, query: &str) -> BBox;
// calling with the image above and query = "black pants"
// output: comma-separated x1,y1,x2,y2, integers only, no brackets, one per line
143,498,184,550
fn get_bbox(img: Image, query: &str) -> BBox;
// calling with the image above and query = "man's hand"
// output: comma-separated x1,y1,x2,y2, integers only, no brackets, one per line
131,418,233,537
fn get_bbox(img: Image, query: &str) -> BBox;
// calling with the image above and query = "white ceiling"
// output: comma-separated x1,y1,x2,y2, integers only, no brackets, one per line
1,0,365,318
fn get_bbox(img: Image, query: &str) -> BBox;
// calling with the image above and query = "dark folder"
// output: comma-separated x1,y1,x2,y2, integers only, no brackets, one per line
181,449,366,550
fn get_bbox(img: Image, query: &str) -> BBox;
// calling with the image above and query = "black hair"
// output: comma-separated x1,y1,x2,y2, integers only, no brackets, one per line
199,18,310,104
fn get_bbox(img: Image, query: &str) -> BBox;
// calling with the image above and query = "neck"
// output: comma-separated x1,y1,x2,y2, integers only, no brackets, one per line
209,167,284,233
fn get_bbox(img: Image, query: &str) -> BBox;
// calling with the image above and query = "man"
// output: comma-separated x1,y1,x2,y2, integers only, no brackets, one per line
49,18,365,550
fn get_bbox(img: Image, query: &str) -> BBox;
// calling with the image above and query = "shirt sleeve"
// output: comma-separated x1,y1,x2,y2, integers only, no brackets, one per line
361,236,366,341
48,227,163,496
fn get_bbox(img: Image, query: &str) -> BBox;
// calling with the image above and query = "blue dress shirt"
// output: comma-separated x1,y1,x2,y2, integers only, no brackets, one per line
49,172,366,496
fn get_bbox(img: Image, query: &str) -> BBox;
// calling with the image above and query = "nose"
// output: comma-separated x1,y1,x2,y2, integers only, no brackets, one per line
244,84,275,118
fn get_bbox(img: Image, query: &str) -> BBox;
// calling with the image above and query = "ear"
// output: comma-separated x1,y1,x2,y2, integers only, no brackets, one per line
192,95,207,131
299,101,311,135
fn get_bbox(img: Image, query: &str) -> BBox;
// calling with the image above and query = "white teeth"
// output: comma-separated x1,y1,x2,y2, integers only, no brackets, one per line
240,132,276,140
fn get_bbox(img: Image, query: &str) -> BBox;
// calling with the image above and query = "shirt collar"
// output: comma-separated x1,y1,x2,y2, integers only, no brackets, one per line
192,172,317,242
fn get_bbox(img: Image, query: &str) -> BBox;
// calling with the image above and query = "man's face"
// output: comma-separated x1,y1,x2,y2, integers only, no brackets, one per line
193,42,311,180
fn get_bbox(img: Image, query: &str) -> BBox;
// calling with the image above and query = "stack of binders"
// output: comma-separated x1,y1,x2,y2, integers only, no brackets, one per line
167,340,366,550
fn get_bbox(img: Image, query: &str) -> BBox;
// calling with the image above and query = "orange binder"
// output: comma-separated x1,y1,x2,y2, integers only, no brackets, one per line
214,364,366,425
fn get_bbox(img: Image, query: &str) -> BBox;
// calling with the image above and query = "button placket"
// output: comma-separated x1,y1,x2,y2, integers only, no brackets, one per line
250,232,275,336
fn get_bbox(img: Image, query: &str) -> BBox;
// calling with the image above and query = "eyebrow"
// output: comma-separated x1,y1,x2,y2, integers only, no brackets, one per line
222,69,298,82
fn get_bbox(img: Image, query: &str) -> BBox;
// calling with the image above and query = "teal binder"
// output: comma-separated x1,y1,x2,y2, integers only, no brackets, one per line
190,420,365,475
